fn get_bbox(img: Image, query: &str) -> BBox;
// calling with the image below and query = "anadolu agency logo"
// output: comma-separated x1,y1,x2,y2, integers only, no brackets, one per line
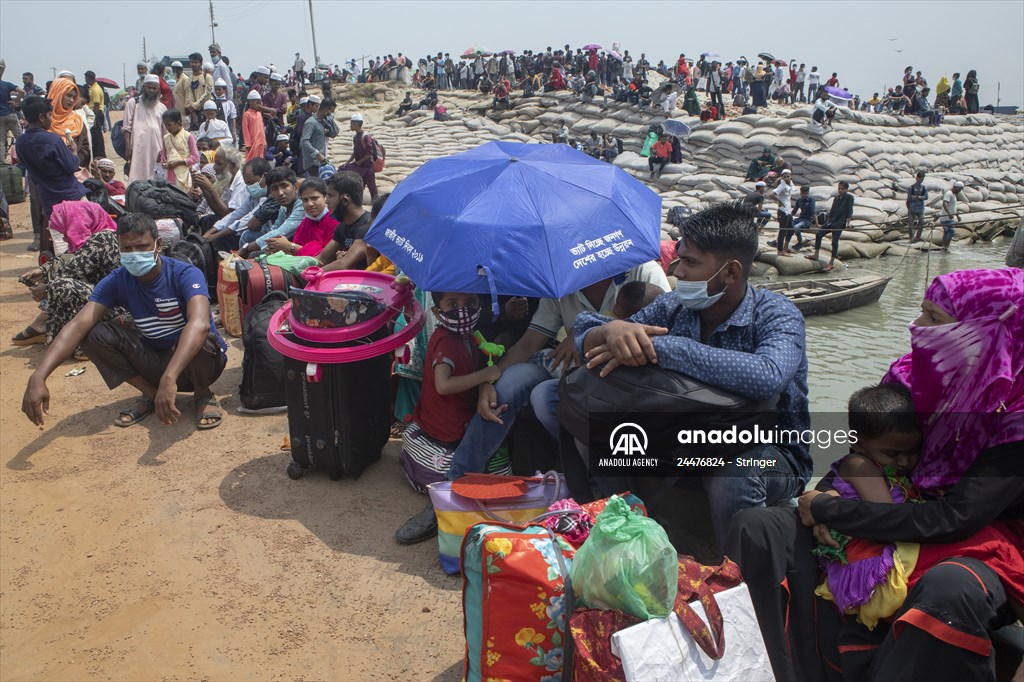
609,422,648,456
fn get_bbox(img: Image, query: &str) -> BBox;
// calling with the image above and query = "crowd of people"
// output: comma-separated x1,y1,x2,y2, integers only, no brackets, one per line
0,41,1020,682
351,47,984,127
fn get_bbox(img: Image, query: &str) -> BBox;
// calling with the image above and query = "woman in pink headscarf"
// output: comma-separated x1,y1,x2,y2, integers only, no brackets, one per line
884,267,1024,491
797,267,1023,681
46,200,117,256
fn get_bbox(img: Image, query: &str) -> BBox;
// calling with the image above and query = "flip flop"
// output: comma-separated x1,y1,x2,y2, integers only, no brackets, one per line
821,265,834,272
804,255,819,261
18,272,42,288
115,396,155,427
195,396,223,430
11,326,45,345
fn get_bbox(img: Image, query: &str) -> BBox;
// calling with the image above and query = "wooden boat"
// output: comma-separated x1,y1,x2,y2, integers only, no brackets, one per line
758,275,892,316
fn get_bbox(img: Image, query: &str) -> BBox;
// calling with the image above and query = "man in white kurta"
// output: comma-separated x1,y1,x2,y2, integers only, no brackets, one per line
123,76,167,186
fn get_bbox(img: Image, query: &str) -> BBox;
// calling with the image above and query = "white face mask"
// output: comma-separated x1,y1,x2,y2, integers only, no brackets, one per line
675,261,734,310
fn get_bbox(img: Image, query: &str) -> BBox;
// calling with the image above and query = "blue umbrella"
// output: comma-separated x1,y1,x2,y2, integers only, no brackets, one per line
365,141,662,308
662,119,691,138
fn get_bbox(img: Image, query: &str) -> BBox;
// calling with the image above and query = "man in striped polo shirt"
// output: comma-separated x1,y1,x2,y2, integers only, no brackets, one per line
22,214,227,431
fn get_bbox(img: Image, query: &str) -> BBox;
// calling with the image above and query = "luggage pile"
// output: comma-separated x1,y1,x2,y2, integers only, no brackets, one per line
442,473,774,681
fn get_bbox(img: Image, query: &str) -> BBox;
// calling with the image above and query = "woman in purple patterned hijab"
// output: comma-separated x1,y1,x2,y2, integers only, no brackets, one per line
883,267,1024,491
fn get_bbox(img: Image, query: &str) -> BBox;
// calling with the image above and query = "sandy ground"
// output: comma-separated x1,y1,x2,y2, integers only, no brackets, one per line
0,118,464,680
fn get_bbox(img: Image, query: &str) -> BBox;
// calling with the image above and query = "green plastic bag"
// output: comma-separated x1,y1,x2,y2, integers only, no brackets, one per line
264,252,318,278
639,131,659,158
568,495,678,619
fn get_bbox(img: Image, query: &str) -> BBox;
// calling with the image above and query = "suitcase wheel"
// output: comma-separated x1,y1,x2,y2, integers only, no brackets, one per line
286,461,305,480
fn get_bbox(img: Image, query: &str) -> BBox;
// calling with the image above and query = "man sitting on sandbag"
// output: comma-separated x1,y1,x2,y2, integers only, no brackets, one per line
22,213,228,430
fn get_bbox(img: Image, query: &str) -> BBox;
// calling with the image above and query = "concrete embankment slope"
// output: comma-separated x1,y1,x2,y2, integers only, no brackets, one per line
332,84,1023,275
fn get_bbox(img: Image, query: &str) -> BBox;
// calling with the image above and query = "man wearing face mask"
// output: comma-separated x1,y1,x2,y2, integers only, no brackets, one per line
570,202,811,550
203,157,271,251
22,213,228,431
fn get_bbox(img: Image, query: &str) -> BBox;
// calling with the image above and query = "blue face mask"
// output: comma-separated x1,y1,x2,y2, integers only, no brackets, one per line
246,182,266,198
120,249,158,277
675,261,733,310
212,55,221,64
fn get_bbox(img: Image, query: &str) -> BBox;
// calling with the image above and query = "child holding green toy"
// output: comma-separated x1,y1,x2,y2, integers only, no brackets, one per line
400,290,514,494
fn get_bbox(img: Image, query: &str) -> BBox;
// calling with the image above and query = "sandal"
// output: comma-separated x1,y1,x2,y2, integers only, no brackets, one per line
115,396,155,427
11,326,45,345
195,396,223,430
18,269,44,288
821,264,834,272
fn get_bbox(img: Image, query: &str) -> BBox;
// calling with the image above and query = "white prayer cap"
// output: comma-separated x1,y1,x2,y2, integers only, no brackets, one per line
781,169,791,175
754,181,766,188
255,66,271,76
276,133,290,141
299,97,309,104
203,62,215,72
214,78,228,87
57,70,74,79
246,89,262,100
307,94,321,104
95,158,115,170
350,113,363,122
143,74,160,85
270,73,284,82
203,100,217,110
953,181,965,189
171,61,183,68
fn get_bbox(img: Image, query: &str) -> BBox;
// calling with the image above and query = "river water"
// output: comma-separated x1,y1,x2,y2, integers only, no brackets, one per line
773,234,1016,472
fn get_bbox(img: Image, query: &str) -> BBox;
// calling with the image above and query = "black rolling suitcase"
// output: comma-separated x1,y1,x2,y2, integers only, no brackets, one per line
283,352,392,481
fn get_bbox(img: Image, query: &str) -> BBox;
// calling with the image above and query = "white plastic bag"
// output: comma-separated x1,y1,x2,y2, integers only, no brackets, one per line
611,583,774,682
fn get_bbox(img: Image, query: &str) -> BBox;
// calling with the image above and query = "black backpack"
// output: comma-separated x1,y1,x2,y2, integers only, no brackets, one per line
110,120,126,159
556,305,779,460
556,362,779,460
125,180,199,232
239,291,289,410
166,232,217,298
82,178,126,218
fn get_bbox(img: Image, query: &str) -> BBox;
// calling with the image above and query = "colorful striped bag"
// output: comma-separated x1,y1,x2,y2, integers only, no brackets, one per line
427,472,567,575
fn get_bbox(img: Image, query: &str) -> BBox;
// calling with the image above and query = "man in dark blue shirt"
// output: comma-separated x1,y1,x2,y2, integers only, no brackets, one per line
22,213,227,431
15,95,88,251
569,202,811,549
14,96,88,212
791,185,816,249
806,180,855,272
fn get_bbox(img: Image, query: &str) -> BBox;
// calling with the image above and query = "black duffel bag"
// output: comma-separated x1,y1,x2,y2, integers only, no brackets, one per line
557,363,779,458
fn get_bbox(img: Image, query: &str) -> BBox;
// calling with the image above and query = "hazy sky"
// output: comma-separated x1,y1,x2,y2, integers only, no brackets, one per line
2,0,1022,105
